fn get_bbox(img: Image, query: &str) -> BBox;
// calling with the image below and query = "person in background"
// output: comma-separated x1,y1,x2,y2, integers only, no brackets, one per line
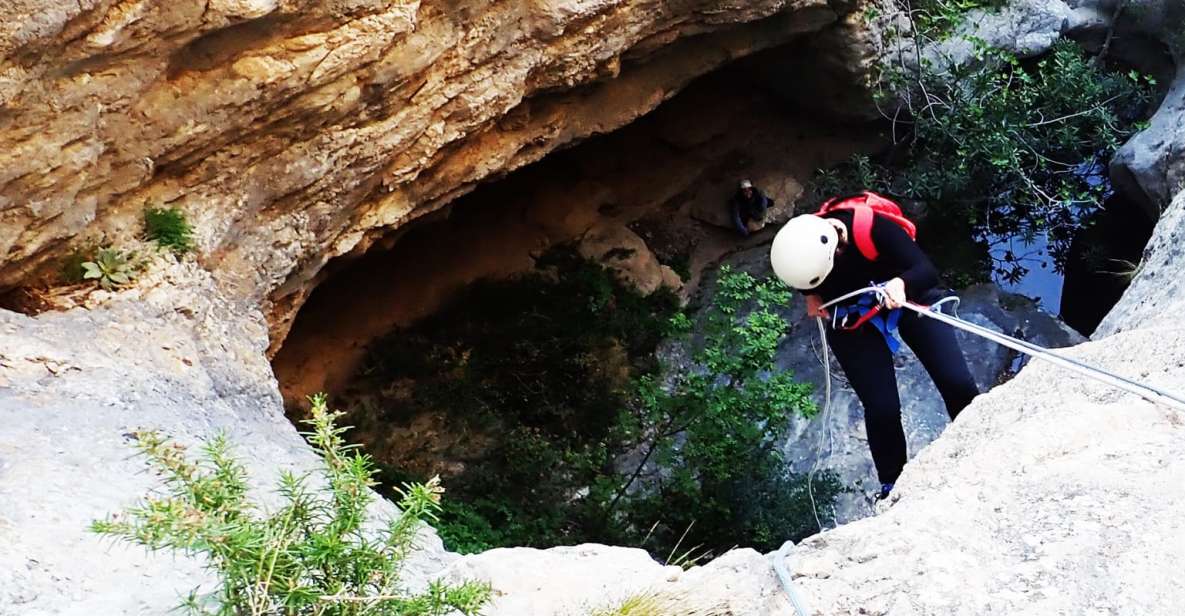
730,179,772,237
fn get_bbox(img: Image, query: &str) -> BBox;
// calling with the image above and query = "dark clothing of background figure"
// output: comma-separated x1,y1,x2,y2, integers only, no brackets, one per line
812,209,979,485
730,188,771,236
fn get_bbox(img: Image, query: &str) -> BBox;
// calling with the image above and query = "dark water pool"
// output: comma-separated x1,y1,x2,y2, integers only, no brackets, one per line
982,194,1154,336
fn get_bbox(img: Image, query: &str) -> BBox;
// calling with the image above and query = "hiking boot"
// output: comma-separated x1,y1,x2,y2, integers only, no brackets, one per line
876,483,894,501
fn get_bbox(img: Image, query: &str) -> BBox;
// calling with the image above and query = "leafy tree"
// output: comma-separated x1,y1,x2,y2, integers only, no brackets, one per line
817,39,1155,284
351,248,679,552
344,252,838,559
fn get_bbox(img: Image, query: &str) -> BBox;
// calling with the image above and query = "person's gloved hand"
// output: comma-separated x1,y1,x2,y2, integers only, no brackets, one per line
880,278,907,309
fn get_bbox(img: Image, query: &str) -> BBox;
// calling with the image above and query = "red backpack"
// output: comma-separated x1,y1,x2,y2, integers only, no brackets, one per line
816,191,917,261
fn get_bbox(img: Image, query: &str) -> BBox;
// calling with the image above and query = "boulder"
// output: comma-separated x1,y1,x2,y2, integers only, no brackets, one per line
709,246,1084,522
577,223,683,295
922,0,1074,71
1111,64,1185,219
776,283,1084,522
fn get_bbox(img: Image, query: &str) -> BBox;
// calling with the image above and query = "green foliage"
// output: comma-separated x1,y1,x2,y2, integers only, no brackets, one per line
346,251,837,560
587,591,697,616
610,267,839,555
819,40,1154,285
347,247,679,552
144,206,195,255
81,248,140,290
91,394,490,616
908,0,1007,40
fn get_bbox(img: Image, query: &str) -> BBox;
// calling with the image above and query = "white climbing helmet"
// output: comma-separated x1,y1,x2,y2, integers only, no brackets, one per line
770,214,839,290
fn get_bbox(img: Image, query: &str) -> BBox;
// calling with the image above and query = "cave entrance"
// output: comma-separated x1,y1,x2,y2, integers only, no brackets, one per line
271,56,882,408
269,45,884,558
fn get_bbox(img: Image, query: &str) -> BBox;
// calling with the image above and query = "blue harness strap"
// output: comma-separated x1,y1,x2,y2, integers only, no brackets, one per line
831,292,903,354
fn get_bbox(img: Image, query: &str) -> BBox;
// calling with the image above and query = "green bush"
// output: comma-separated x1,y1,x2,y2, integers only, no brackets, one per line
144,206,195,254
91,394,490,616
587,591,690,616
817,40,1154,284
345,247,679,553
342,251,837,560
609,267,840,556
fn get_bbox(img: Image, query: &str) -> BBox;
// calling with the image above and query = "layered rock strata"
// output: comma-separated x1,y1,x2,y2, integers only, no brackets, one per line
0,0,855,348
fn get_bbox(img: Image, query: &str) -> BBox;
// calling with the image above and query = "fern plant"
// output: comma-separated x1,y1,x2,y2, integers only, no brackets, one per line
91,394,490,616
144,206,195,254
81,248,138,290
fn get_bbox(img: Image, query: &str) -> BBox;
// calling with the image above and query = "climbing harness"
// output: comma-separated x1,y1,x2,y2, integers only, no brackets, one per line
774,284,1185,615
829,289,904,353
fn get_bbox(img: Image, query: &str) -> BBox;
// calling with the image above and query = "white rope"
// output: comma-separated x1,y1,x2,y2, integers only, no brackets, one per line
772,316,837,616
805,316,833,532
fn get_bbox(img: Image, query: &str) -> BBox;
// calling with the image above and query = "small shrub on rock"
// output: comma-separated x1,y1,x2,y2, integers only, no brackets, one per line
81,248,141,290
91,394,490,616
144,206,195,255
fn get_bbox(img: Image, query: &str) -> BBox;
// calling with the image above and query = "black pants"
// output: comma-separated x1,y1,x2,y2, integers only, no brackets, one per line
826,299,979,485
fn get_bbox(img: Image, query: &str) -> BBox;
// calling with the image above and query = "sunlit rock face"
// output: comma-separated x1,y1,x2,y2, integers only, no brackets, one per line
0,0,858,347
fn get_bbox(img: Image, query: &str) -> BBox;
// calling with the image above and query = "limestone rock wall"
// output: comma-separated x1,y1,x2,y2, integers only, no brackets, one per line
0,0,848,347
269,67,881,405
0,2,879,613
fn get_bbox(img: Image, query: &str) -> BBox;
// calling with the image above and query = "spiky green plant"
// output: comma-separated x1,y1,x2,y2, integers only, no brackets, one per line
588,590,723,616
144,206,195,254
91,394,490,616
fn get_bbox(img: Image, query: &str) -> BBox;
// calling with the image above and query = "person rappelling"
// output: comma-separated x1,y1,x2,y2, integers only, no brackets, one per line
769,191,981,501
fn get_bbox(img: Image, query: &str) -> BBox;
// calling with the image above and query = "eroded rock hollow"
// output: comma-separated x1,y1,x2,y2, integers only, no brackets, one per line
0,0,872,344
270,57,882,408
